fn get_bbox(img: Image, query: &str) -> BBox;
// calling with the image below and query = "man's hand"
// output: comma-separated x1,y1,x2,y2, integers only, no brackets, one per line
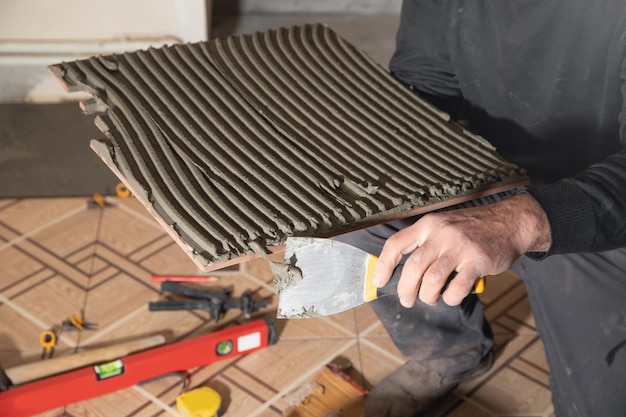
372,192,552,307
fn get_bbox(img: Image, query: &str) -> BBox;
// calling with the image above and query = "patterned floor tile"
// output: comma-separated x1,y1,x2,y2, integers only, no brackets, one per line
470,366,553,415
0,198,86,235
0,244,45,290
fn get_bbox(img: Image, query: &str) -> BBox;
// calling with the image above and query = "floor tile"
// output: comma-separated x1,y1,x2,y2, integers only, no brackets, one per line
0,198,86,235
469,366,553,415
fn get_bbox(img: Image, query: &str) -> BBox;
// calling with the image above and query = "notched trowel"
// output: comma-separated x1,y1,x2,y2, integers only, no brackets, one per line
274,237,485,319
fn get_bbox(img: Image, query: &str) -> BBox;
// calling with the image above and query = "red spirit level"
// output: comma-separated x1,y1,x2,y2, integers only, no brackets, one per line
0,319,277,417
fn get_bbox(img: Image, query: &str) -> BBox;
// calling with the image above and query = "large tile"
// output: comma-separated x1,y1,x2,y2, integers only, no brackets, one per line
11,274,86,331
279,316,355,340
98,205,166,256
470,366,553,415
0,198,86,235
477,269,522,305
236,339,356,393
1,268,55,299
64,387,157,417
0,245,45,289
140,241,217,276
28,209,100,258
356,337,406,388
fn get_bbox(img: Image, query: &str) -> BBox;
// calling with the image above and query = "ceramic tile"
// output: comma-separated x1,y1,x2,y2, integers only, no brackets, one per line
0,303,63,367
87,263,122,289
439,399,495,417
279,317,355,340
518,338,550,372
65,243,98,271
0,198,86,235
30,407,67,417
236,339,356,393
477,269,522,305
82,274,156,328
11,273,86,329
484,280,529,322
325,342,369,390
355,304,387,337
95,244,155,285
509,357,551,388
4,237,92,288
211,374,277,417
470,366,553,415
1,268,55,299
241,256,280,283
505,294,536,329
98,205,166,256
64,387,158,417
0,245,45,289
129,234,176,263
223,365,280,403
139,240,219,276
356,337,407,388
29,209,100,258
496,313,537,335
457,333,539,396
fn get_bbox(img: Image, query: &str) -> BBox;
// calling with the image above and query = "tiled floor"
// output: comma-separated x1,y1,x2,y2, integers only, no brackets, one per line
0,196,554,417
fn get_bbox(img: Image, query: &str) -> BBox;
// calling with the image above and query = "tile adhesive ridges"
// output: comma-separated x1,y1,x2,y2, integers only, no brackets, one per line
50,24,528,270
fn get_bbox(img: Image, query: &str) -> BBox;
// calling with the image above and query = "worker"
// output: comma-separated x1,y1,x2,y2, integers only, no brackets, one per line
336,1,626,416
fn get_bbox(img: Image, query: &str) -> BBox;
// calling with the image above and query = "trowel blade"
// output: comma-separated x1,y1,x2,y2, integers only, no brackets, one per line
275,237,373,319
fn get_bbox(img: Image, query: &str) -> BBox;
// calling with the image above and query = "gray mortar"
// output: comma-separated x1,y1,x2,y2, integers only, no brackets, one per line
49,24,528,270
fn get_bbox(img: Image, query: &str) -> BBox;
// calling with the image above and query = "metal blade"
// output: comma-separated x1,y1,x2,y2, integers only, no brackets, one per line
275,237,369,319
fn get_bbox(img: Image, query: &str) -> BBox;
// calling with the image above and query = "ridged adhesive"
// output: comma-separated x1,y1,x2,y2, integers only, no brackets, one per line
49,24,527,269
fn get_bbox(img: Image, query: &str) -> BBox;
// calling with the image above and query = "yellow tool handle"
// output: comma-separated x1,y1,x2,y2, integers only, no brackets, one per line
6,335,166,386
366,253,487,301
474,276,486,294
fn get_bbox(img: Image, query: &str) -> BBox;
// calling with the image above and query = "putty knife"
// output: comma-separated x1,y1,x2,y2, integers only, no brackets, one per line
275,237,485,319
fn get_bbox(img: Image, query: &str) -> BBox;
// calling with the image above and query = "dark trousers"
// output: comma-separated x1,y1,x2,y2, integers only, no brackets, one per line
336,218,626,417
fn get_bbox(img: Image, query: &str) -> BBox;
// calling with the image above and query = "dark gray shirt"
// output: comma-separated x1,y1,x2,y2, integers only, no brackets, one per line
390,0,626,256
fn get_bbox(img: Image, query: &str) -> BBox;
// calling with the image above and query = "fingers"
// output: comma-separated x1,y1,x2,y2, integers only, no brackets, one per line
441,270,478,306
372,212,489,308
371,226,422,287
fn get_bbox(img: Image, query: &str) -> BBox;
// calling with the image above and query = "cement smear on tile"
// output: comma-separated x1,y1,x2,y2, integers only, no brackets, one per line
49,24,527,270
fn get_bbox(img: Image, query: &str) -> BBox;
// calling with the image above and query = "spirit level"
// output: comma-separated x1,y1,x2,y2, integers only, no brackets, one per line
0,319,277,417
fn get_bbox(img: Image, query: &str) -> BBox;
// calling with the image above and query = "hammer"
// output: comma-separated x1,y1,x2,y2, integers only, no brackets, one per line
0,335,165,391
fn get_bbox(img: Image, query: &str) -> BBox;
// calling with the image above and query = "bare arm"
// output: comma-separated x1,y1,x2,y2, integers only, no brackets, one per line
371,192,551,307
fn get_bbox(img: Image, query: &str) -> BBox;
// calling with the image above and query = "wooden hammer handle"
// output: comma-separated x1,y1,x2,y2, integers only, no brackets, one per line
5,335,166,386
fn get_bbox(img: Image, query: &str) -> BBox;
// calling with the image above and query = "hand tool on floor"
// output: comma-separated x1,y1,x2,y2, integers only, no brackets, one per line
176,386,223,417
61,314,98,331
0,319,277,417
275,237,485,319
39,330,57,360
1,335,165,390
149,281,267,321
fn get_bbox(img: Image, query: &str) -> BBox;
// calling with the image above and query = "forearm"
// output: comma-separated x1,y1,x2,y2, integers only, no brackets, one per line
526,149,626,257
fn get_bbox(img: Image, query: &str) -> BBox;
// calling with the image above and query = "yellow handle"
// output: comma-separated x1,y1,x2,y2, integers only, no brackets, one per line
474,277,486,294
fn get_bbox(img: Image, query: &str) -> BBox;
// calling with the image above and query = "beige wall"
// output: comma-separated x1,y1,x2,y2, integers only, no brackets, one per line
0,0,209,43
0,0,210,102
